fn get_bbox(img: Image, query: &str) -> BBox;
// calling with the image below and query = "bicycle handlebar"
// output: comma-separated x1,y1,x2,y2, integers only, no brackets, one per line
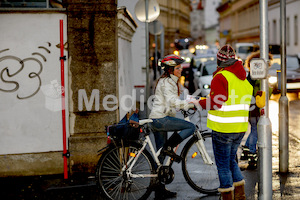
180,107,196,118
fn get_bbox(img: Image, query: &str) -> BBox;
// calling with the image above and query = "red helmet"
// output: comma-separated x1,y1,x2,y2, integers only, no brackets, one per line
158,54,185,70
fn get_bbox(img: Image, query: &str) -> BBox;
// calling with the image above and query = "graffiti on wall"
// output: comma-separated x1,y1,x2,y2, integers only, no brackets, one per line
0,43,51,100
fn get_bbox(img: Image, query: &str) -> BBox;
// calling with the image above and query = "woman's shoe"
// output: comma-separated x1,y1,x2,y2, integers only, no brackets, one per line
247,152,258,169
218,187,234,200
154,184,177,200
161,146,182,162
240,146,250,160
233,180,246,200
160,133,183,163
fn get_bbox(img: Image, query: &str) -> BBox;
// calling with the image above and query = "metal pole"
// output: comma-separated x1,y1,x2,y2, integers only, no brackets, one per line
154,20,158,79
60,19,68,180
145,0,150,116
160,26,164,74
279,0,289,173
258,0,272,199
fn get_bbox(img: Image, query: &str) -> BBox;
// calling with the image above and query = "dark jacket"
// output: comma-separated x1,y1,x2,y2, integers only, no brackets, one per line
247,75,260,118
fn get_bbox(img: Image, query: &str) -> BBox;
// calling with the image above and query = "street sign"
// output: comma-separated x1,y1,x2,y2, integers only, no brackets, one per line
149,20,163,35
250,58,267,79
134,0,160,23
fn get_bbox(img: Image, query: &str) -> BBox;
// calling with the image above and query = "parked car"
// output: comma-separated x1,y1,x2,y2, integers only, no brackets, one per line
235,43,254,62
268,55,300,93
193,60,218,97
182,54,216,94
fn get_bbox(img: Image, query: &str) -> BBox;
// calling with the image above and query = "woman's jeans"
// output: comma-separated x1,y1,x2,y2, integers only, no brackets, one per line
212,130,245,189
245,116,259,153
150,116,196,151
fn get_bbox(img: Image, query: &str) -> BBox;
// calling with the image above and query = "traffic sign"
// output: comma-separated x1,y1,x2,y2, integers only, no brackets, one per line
149,20,163,35
250,58,267,79
134,0,160,23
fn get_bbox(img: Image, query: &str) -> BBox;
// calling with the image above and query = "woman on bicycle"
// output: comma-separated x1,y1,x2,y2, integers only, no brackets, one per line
149,54,196,199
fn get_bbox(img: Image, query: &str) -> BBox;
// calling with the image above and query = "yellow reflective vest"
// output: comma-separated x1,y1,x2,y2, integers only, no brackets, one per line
207,70,253,133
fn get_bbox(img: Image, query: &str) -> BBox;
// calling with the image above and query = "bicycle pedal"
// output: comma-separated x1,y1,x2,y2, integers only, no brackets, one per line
161,150,182,163
170,157,182,163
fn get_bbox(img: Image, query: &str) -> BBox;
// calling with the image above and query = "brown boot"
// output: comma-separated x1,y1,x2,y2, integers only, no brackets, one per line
218,187,234,200
233,180,246,200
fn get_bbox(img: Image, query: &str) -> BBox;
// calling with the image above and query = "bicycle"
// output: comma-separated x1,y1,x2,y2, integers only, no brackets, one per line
95,108,219,200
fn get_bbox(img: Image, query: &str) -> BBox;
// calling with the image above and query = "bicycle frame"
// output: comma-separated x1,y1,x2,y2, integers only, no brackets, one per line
124,113,214,179
124,135,158,179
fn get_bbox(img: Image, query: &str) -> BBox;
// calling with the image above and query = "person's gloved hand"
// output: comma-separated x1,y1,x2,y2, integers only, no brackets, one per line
188,103,196,109
189,99,200,106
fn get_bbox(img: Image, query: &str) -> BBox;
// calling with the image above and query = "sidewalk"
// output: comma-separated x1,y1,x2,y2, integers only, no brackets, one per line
237,127,300,200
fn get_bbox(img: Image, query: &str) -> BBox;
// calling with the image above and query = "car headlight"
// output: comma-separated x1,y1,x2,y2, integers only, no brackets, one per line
203,84,210,89
268,76,277,84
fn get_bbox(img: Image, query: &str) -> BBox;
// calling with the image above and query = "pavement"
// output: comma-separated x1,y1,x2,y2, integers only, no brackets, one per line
1,103,300,200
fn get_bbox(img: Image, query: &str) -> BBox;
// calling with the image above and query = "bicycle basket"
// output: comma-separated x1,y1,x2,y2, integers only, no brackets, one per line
107,111,140,141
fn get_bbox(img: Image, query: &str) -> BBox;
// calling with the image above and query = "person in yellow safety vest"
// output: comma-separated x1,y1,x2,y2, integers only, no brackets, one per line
191,45,253,200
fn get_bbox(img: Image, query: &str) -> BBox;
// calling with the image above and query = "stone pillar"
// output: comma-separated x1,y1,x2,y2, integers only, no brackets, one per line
66,0,118,174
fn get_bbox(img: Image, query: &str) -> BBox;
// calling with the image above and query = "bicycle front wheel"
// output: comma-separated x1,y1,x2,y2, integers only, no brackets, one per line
96,142,156,200
181,132,219,194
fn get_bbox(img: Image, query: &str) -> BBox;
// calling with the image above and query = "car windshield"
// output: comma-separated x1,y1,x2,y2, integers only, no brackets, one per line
287,57,300,70
202,62,217,76
238,46,254,54
194,56,215,68
271,56,300,70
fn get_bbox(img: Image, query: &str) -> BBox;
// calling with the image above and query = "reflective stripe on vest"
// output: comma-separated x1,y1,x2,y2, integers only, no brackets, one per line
218,104,250,112
207,70,253,133
207,113,248,123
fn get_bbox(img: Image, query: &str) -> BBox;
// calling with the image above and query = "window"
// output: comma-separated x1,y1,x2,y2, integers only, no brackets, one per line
0,0,63,8
268,21,270,42
295,15,298,45
273,20,277,44
287,17,290,46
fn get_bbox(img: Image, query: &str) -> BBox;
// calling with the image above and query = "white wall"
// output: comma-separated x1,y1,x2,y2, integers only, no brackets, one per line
118,10,137,117
268,0,300,55
0,13,68,154
118,0,146,101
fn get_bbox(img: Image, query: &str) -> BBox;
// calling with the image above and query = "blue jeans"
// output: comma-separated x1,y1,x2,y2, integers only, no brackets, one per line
245,116,259,153
150,116,196,150
212,130,245,189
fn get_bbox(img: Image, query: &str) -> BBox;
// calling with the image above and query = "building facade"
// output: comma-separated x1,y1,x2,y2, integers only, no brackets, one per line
217,0,260,46
204,0,221,46
269,0,300,55
150,0,191,56
217,0,300,55
190,0,205,43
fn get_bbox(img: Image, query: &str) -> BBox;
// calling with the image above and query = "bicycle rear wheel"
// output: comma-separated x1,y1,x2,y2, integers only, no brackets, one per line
181,132,219,194
96,142,156,200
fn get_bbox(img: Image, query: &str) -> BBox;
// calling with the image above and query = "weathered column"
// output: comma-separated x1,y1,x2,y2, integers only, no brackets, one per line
66,0,118,174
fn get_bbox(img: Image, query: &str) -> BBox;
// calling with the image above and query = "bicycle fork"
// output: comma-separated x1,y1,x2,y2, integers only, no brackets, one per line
195,131,214,165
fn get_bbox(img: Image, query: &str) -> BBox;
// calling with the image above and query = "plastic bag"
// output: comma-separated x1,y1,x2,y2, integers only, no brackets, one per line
107,110,140,141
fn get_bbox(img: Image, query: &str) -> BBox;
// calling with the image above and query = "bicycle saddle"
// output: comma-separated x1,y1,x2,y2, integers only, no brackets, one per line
139,119,153,125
